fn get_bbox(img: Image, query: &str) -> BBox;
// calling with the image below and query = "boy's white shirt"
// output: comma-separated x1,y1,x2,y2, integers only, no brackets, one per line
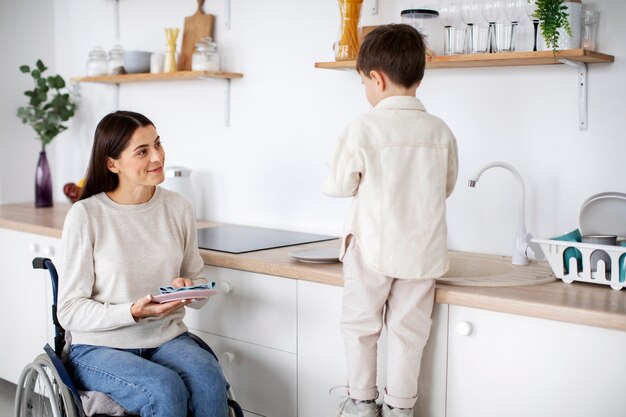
323,95,458,279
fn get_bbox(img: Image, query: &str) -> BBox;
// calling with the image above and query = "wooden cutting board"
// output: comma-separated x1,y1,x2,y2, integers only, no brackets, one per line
179,0,215,71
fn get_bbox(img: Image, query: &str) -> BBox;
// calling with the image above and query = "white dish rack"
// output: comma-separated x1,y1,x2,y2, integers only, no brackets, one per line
532,238,626,290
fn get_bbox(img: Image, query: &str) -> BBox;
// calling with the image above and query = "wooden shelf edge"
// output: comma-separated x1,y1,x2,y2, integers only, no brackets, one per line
72,70,244,84
315,49,614,71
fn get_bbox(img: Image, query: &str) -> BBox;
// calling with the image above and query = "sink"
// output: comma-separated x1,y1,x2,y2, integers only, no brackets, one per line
437,251,555,287
444,252,513,278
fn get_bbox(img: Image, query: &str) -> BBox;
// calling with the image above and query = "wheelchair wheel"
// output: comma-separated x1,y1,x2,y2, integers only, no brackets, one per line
14,353,79,417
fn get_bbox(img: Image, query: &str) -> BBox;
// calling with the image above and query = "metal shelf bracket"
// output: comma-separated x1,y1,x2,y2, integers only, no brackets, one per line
225,0,231,29
371,0,379,15
199,76,232,127
559,58,588,131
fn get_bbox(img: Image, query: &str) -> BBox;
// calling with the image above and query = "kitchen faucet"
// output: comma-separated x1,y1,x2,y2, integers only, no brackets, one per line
468,161,544,266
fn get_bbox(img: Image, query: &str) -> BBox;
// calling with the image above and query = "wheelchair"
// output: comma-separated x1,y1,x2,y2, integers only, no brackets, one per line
14,257,244,417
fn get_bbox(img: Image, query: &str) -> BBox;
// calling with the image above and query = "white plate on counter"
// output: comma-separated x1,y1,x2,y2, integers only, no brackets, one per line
289,247,340,263
579,192,626,236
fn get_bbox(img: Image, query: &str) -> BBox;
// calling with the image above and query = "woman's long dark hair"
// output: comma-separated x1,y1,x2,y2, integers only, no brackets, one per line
79,111,154,201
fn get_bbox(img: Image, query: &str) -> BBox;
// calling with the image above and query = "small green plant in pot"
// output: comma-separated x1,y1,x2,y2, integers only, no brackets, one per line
17,60,76,207
532,0,573,53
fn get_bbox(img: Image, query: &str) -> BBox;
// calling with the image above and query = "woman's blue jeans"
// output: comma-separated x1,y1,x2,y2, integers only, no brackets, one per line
67,332,229,417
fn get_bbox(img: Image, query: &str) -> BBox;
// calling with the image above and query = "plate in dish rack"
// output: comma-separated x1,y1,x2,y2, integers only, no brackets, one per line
289,248,340,263
579,192,626,237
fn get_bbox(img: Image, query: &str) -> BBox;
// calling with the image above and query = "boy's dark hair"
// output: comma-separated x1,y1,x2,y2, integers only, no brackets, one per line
356,24,426,88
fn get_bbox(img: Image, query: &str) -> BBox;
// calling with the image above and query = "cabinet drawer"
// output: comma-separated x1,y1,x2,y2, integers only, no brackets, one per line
191,330,297,417
185,267,297,352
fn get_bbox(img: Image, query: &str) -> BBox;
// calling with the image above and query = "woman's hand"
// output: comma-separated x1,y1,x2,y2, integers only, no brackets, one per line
130,294,192,321
171,277,194,288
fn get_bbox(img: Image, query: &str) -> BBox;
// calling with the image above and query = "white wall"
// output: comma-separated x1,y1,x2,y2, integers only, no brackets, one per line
0,0,56,204
2,0,626,257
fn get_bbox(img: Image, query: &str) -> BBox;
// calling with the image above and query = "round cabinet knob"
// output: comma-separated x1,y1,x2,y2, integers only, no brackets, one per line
29,243,40,253
220,282,233,294
456,321,473,336
43,246,55,257
222,352,235,363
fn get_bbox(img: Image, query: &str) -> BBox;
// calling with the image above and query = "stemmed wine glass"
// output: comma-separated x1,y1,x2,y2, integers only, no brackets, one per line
525,0,540,51
459,0,486,53
503,0,527,52
439,0,460,55
482,0,502,53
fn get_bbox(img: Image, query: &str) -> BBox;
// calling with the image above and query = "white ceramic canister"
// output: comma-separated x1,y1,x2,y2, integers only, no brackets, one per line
558,0,582,50
161,166,197,217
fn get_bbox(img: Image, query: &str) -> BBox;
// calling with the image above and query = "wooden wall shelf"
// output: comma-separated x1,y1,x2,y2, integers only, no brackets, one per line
315,49,614,71
71,70,244,84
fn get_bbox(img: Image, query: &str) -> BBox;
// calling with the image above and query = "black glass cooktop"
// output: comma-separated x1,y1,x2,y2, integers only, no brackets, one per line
198,225,338,254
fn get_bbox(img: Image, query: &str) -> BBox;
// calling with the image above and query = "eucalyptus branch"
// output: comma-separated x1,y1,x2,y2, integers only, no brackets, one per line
17,60,77,152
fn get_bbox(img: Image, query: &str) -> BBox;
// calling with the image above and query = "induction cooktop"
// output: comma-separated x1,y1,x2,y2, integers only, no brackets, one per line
197,225,338,254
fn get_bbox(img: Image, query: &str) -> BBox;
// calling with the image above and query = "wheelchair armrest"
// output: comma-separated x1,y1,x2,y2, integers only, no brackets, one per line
33,257,52,270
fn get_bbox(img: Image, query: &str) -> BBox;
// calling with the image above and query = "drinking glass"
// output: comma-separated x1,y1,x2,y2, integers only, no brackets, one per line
459,0,488,53
482,0,502,53
439,0,459,55
525,0,540,51
502,0,526,51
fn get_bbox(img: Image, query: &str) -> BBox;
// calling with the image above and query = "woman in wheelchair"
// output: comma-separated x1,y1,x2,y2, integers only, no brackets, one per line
58,111,229,417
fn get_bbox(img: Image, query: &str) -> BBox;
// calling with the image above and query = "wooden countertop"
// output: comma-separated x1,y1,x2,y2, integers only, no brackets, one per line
1,203,625,332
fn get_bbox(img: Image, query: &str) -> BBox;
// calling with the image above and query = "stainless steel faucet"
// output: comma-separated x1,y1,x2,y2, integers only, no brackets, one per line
468,161,544,266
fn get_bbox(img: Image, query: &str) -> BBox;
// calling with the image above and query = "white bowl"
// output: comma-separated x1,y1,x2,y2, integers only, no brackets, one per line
123,51,151,73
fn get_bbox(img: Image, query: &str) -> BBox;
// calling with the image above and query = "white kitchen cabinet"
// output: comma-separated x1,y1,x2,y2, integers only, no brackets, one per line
191,329,297,417
0,228,62,384
185,266,297,353
296,280,447,417
184,266,298,416
447,305,626,417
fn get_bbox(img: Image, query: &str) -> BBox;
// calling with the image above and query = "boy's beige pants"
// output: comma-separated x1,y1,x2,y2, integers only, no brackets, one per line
341,239,435,409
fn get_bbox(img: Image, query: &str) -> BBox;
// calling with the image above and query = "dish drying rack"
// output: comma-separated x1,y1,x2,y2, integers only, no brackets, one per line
532,238,626,290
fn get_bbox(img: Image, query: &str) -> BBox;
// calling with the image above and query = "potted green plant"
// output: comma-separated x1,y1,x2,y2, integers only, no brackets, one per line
17,60,76,207
532,0,573,53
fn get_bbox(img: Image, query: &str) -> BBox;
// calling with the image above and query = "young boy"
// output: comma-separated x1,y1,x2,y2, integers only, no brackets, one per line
323,24,458,417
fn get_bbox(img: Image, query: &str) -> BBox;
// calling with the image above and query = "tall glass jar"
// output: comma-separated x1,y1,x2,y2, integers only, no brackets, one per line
86,46,108,76
334,0,364,61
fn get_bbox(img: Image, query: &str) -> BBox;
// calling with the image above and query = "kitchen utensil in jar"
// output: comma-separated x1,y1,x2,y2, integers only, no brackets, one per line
164,27,180,73
180,0,215,71
334,0,364,61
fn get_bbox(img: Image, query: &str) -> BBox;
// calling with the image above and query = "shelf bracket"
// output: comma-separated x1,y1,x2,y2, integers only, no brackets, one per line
371,0,379,15
225,0,231,29
224,78,231,127
559,58,588,131
199,76,232,127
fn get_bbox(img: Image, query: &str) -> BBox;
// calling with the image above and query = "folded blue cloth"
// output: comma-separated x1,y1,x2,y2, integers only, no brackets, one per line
159,282,216,294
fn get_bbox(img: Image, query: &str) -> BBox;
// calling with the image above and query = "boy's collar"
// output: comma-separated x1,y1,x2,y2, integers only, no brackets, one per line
373,96,425,111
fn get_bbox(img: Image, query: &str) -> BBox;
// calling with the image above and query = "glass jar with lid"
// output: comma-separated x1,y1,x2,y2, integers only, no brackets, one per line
107,44,125,75
86,46,108,76
191,37,220,71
